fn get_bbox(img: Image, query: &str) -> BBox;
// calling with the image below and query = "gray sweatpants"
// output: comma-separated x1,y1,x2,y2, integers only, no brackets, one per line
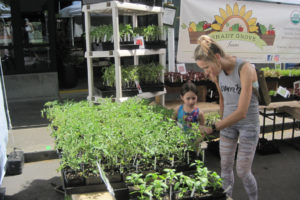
220,127,259,200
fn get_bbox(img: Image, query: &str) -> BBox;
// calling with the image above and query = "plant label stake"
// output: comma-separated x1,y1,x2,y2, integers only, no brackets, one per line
135,80,143,94
96,160,116,200
154,156,157,171
169,185,172,200
190,186,196,197
171,155,174,167
133,154,137,167
136,160,139,172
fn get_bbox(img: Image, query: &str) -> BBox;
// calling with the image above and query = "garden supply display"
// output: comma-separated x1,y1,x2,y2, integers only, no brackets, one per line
42,99,219,195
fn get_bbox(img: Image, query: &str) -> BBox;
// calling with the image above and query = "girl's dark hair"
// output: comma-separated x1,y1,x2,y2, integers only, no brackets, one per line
180,81,198,96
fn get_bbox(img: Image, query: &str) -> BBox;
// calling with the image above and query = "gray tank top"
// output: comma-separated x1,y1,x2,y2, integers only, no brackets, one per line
218,58,259,126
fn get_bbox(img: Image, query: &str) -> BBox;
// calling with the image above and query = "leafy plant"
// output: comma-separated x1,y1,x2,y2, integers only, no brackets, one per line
205,112,220,127
261,67,300,78
269,90,276,96
142,25,162,41
42,98,192,177
119,24,134,42
90,25,113,43
126,160,223,199
102,63,164,87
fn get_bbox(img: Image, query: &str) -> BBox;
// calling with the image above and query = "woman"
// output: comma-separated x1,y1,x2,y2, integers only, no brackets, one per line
24,18,34,43
195,35,259,200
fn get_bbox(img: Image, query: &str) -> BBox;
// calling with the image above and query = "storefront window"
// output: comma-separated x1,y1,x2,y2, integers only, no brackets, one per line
0,2,14,75
1,0,55,75
22,7,51,73
23,13,51,73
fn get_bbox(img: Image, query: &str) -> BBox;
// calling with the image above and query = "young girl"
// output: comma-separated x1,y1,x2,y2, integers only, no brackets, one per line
173,81,205,132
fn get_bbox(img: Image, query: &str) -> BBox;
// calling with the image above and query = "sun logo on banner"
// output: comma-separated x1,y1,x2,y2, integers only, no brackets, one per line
211,3,258,33
182,2,276,48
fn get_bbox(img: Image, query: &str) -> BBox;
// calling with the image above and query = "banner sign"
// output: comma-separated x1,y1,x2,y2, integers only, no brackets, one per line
177,0,300,63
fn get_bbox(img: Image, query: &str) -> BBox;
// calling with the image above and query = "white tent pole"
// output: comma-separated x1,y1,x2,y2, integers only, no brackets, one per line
168,27,175,72
166,0,175,72
71,17,74,46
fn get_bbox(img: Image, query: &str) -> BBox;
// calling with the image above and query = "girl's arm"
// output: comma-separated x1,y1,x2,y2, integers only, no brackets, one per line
215,63,255,131
172,105,179,121
198,110,205,126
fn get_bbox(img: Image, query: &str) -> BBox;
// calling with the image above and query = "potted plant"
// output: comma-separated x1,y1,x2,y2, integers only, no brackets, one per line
126,160,225,200
278,68,300,88
42,98,207,195
90,24,114,51
138,63,164,92
91,24,141,51
142,25,166,49
164,71,208,87
261,67,280,91
100,63,164,95
100,64,139,97
119,24,140,49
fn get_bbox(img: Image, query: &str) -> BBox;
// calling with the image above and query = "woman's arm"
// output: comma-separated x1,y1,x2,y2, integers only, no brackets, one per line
215,81,224,119
215,63,254,131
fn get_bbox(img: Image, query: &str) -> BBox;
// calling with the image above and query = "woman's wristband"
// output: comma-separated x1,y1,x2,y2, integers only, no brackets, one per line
211,123,217,132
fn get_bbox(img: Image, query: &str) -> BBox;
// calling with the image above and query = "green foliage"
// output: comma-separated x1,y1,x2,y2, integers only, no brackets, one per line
268,90,276,96
90,24,113,42
143,25,162,41
204,112,220,126
126,160,223,199
42,98,193,176
119,24,134,41
91,24,164,44
133,25,163,41
102,63,164,87
261,67,300,78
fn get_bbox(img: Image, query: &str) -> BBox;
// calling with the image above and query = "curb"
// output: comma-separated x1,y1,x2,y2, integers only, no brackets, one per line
24,150,58,163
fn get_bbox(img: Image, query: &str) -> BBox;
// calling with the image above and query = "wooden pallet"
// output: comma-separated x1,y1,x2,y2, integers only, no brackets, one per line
72,191,114,200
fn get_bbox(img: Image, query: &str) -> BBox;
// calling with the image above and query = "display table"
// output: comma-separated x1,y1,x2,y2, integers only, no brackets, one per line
259,101,300,140
260,101,300,120
257,101,300,154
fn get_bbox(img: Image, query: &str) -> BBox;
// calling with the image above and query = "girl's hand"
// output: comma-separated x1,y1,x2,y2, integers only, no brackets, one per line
199,125,213,134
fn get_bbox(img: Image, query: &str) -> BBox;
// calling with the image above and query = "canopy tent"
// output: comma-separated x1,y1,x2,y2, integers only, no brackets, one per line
248,0,300,5
58,1,109,46
59,1,82,18
59,1,82,46
0,2,11,18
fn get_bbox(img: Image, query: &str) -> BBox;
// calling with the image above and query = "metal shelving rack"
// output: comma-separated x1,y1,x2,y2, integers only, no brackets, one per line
82,1,166,105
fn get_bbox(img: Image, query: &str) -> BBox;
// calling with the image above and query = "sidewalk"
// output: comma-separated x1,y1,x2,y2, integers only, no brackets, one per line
2,98,300,200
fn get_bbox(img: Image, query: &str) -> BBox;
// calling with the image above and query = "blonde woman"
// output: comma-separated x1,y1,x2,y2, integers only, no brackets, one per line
195,35,259,200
